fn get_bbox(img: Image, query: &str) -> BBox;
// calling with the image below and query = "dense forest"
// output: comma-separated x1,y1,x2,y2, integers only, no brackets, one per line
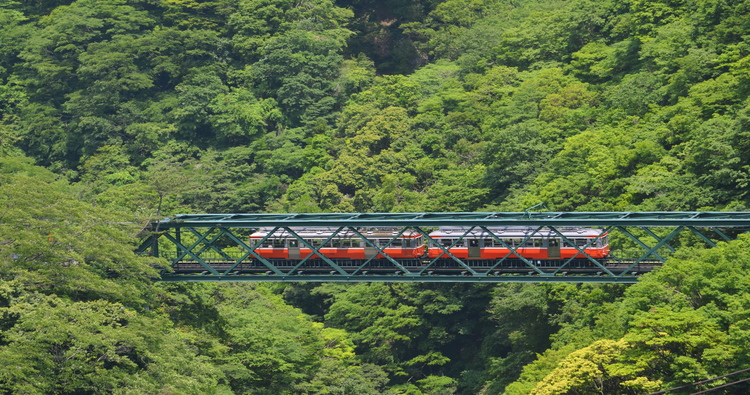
2,0,750,393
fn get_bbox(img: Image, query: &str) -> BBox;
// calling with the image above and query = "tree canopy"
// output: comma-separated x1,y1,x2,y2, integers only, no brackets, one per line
3,0,750,393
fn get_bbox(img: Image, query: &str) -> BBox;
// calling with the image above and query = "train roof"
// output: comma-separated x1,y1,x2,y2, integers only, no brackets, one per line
250,227,422,238
429,226,605,238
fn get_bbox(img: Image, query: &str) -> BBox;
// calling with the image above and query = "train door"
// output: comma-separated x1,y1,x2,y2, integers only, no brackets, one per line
364,239,378,258
547,238,560,259
468,239,481,258
288,239,300,259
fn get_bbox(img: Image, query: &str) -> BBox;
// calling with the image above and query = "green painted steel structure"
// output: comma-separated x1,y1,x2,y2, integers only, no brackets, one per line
138,212,750,283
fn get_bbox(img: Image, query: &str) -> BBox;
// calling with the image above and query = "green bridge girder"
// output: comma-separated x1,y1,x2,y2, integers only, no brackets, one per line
138,212,750,283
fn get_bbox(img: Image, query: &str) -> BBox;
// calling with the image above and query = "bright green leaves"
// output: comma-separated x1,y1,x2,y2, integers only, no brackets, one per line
19,0,154,96
320,283,487,392
0,157,232,393
160,0,237,31
528,339,660,395
506,236,750,394
229,0,353,125
625,308,736,386
0,157,160,304
326,283,421,365
210,90,281,145
0,296,226,394
170,69,228,139
164,283,390,394
616,0,688,38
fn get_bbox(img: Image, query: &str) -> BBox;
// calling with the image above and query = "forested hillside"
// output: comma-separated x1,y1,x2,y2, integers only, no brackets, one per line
2,0,750,393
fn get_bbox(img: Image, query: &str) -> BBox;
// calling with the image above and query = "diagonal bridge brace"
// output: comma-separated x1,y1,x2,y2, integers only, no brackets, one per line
481,225,545,275
414,226,479,276
548,226,616,277
219,227,284,276
482,226,548,276
281,227,348,275
348,227,415,276
162,229,221,276
183,227,235,262
620,226,685,273
615,226,668,263
164,226,285,276
283,227,349,275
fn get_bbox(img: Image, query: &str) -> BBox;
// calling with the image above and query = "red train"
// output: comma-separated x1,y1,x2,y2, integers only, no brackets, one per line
427,226,609,260
249,226,609,260
250,227,426,259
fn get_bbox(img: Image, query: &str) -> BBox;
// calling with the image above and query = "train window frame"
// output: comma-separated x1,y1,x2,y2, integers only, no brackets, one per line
306,238,322,248
272,239,285,248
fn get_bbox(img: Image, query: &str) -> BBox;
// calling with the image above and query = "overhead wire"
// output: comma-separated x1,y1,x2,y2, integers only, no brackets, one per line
645,367,750,395
689,376,750,395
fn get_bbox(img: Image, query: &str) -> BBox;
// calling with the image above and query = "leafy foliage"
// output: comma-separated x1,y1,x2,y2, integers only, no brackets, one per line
4,0,750,393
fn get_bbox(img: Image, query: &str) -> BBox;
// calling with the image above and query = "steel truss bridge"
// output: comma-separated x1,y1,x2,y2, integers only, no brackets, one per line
138,212,750,283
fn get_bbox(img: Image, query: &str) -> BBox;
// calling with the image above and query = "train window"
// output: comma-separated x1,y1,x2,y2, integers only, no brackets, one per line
391,239,403,247
577,239,588,247
512,238,522,247
469,239,479,247
331,239,341,247
454,239,465,247
289,240,299,248
533,239,542,248
273,239,285,248
483,239,493,247
249,239,256,247
442,239,452,247
262,240,273,248
403,239,412,248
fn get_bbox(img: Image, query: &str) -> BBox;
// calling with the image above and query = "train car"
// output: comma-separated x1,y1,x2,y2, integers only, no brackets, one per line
427,226,609,260
249,227,426,260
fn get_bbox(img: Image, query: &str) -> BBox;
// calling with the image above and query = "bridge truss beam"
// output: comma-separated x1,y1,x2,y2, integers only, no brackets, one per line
138,212,750,283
